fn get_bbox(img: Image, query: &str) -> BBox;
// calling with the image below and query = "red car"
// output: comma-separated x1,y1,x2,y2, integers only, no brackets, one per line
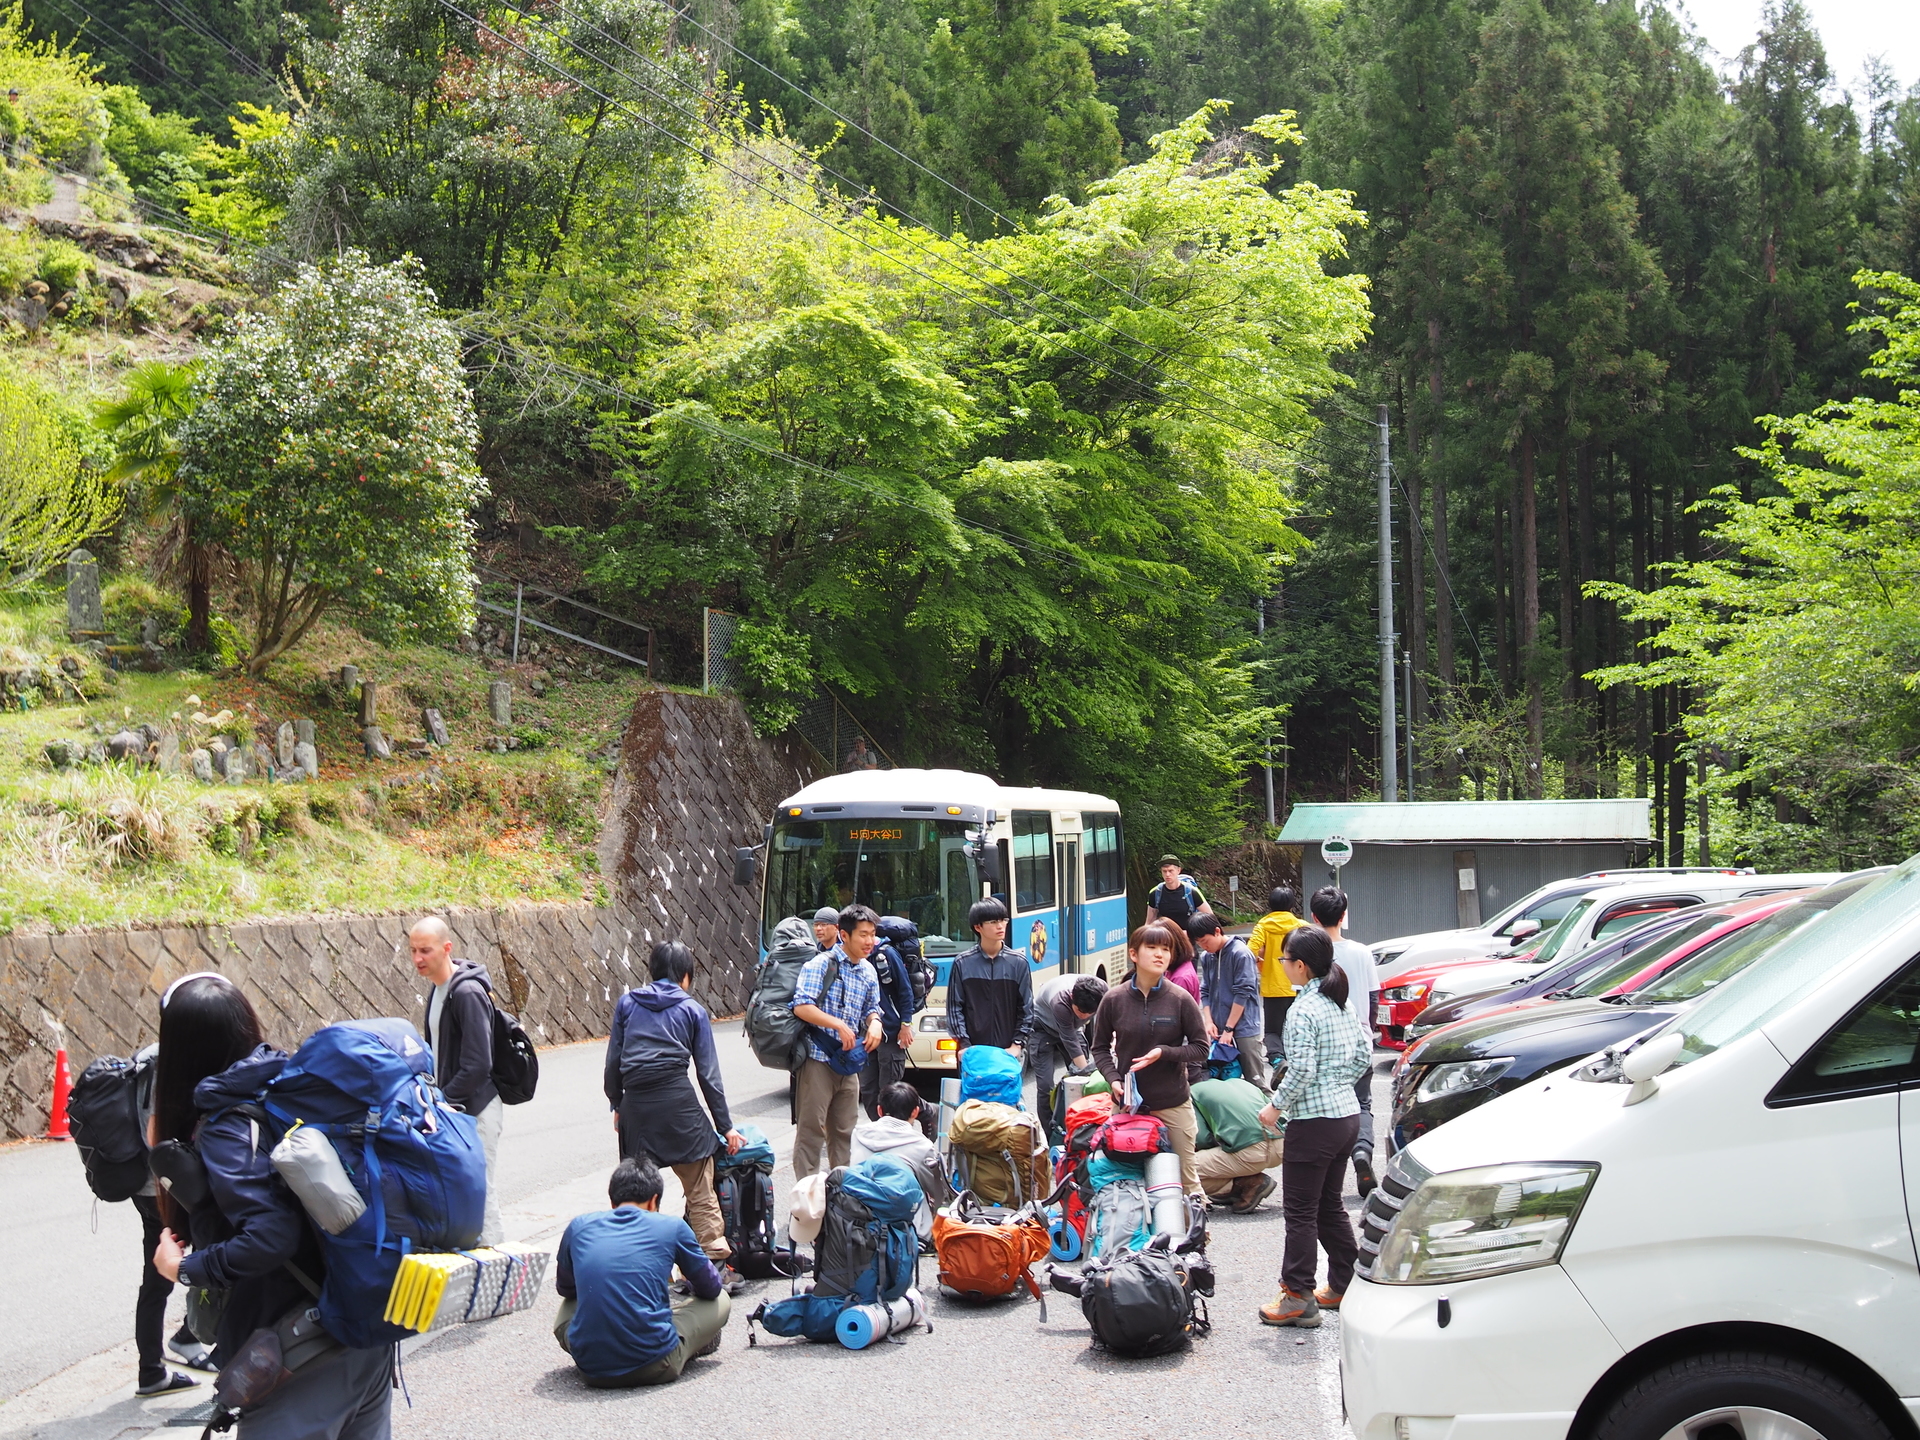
1373,944,1540,1049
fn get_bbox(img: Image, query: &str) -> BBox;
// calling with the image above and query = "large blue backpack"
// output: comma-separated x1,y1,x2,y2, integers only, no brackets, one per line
259,1019,487,1348
753,1156,922,1343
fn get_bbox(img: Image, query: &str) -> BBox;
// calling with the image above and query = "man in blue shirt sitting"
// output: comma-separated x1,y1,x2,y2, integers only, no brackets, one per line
553,1157,731,1387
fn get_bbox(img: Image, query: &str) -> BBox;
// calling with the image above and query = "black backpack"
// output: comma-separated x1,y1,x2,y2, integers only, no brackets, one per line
715,1157,793,1280
877,915,933,1012
68,1052,153,1202
1074,1238,1209,1357
457,975,539,1105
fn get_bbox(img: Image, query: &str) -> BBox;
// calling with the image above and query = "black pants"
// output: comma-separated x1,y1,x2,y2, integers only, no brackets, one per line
1263,997,1293,1068
859,1036,908,1119
1352,991,1381,1164
131,1194,175,1384
1280,1113,1360,1297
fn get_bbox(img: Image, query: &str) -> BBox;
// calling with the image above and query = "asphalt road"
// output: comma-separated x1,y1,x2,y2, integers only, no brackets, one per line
1,1026,1383,1440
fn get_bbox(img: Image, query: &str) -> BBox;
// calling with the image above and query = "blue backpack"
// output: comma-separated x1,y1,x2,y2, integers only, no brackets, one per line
257,1020,487,1348
958,1044,1024,1107
753,1157,922,1343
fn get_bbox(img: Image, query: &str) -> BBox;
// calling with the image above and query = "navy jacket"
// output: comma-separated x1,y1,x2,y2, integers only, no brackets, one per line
175,1046,327,1361
870,942,917,1032
604,981,732,1167
1200,936,1263,1037
945,945,1034,1049
556,1206,720,1379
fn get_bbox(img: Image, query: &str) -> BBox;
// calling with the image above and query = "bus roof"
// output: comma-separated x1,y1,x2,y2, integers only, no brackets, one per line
778,768,1118,819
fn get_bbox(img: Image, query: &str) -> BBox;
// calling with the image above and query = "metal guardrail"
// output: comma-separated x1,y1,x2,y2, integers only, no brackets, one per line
475,565,652,672
790,691,894,771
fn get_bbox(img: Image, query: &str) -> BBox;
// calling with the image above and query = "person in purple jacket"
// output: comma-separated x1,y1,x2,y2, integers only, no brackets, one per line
605,942,746,1287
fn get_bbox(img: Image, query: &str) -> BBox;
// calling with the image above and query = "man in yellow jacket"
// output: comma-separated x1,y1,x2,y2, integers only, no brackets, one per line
1248,887,1305,1069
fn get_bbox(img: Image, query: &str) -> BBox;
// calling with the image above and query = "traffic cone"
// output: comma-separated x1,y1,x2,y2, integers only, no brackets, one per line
47,1047,72,1141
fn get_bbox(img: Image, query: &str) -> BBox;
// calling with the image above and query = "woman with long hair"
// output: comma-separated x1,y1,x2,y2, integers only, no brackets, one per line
1255,927,1371,1329
148,973,393,1437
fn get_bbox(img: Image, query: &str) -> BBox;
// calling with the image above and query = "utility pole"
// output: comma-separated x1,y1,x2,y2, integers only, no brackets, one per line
1378,404,1399,803
1257,597,1277,827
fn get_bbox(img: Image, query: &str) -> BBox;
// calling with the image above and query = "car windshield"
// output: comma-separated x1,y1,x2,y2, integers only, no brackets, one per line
1567,913,1721,997
1486,885,1588,937
1528,897,1598,965
1626,903,1823,1005
1672,866,1912,1067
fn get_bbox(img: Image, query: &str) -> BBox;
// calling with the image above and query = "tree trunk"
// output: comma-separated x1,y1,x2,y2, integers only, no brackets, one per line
185,522,212,654
1493,491,1510,686
1402,396,1429,754
1518,434,1543,792
1428,320,1455,733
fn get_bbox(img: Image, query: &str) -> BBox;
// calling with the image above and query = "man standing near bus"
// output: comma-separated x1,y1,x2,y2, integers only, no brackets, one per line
946,897,1034,1054
790,905,884,1177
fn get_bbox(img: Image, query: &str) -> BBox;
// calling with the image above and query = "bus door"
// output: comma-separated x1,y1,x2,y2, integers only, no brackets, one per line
1056,836,1084,974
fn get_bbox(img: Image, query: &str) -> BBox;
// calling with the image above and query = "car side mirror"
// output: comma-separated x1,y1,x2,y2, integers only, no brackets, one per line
1622,1031,1684,1106
1509,918,1542,942
732,847,759,887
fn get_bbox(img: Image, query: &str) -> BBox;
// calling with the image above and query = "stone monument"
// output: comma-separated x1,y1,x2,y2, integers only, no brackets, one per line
65,549,104,638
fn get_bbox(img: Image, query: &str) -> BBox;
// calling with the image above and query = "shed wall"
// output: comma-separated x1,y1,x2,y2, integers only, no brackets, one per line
1309,842,1632,945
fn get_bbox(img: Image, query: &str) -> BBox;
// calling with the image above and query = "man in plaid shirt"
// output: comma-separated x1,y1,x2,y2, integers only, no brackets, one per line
790,904,884,1177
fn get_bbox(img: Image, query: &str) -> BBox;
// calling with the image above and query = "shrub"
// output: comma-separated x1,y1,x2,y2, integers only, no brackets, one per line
101,575,185,640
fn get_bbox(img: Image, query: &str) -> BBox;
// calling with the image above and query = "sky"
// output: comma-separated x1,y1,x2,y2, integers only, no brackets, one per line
1675,0,1918,97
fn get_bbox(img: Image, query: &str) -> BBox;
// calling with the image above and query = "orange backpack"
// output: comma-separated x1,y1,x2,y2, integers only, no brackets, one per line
932,1193,1053,1313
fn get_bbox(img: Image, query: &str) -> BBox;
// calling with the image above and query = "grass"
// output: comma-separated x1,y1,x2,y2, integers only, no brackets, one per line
0,594,650,932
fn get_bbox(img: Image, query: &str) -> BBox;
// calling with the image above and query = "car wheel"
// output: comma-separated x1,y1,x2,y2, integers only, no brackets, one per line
1591,1352,1895,1440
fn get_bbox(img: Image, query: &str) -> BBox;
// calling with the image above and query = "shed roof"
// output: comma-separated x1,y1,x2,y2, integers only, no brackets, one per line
1277,799,1652,844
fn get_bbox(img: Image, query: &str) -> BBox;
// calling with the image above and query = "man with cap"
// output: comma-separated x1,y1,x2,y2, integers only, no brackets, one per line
1145,855,1212,930
811,907,841,952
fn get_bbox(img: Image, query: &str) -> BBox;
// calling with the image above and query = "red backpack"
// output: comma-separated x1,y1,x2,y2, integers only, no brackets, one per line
1096,1113,1172,1159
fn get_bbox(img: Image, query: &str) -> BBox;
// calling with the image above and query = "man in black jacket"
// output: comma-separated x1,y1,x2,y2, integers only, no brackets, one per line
412,916,504,1246
944,897,1035,1053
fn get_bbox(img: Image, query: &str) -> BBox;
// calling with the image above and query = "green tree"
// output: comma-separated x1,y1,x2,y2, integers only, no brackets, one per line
0,367,119,592
95,360,209,649
175,250,485,674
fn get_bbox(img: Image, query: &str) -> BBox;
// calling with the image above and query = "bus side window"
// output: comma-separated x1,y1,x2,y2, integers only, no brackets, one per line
1014,811,1055,911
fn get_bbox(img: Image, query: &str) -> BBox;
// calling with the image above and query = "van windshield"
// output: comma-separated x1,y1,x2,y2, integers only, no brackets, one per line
1529,897,1598,965
1670,867,1910,1067
1568,914,1720,997
1625,904,1823,1006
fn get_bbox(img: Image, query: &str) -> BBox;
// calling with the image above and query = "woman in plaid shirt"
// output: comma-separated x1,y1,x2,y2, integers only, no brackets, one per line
1256,926,1371,1328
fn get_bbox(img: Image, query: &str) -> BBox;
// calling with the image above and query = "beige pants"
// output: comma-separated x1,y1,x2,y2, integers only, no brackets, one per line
793,1059,860,1178
474,1098,504,1247
554,1291,731,1387
1153,1100,1203,1196
1197,1136,1286,1196
673,1158,730,1262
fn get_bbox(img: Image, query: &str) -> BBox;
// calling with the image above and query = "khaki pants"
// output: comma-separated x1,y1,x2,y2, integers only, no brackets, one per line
554,1291,731,1387
1197,1136,1286,1197
793,1059,860,1178
1153,1100,1203,1196
672,1158,730,1262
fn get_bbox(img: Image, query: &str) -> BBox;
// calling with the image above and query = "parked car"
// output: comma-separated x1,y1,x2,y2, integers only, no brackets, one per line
1343,860,1920,1440
1372,870,1838,1046
1387,888,1848,1147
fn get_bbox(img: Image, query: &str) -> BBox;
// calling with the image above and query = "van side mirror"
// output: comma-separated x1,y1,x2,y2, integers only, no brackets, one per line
732,847,759,887
971,839,1005,890
1509,918,1542,942
1622,1031,1684,1106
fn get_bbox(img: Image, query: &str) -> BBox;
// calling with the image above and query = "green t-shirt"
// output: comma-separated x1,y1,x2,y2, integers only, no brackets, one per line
1190,1077,1279,1153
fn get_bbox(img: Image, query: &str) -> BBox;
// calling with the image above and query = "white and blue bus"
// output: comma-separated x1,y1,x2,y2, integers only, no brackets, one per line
746,768,1130,1075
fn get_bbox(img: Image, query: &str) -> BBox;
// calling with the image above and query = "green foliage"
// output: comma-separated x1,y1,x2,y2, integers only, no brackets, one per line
0,3,108,167
100,575,183,638
35,237,88,290
0,367,121,594
99,84,203,210
175,250,486,674
1592,274,1920,867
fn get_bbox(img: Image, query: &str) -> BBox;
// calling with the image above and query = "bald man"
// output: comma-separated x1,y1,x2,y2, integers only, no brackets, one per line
411,916,505,1246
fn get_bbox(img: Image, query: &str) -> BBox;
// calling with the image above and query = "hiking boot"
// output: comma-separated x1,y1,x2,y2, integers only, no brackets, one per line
1353,1150,1377,1199
168,1337,216,1372
1259,1287,1322,1328
136,1370,199,1397
694,1332,723,1359
1232,1173,1277,1214
1314,1286,1344,1310
718,1266,748,1296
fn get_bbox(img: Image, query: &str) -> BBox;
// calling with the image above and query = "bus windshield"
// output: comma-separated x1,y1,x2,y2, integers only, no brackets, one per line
763,818,982,953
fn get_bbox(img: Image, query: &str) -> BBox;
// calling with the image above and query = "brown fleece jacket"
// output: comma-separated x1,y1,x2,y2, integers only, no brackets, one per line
1091,976,1209,1111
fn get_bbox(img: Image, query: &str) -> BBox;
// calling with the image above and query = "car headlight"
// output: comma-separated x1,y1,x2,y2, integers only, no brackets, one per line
1428,990,1454,1006
1383,983,1430,1003
1372,1162,1599,1285
1413,1057,1513,1104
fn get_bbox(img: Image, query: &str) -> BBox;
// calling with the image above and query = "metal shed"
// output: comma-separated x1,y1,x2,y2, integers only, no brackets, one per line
1277,800,1654,943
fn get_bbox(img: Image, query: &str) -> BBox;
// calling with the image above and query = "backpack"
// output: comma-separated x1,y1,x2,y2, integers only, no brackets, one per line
745,920,818,1071
714,1125,791,1280
68,1052,154,1202
451,974,538,1105
812,1157,921,1305
1077,1239,1207,1357
931,1192,1052,1309
957,1044,1024,1107
877,916,933,1012
1063,1093,1114,1159
250,1019,488,1349
1086,1177,1154,1260
1096,1112,1171,1159
947,1100,1050,1207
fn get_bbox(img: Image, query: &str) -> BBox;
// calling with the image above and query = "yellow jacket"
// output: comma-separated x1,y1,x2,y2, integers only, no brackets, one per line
1249,910,1305,997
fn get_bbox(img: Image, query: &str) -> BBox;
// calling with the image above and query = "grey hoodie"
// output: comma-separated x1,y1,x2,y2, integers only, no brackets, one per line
851,1115,951,1236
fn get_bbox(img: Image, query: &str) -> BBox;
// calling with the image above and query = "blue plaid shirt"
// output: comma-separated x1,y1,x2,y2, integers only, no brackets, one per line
791,947,882,1066
1273,978,1372,1121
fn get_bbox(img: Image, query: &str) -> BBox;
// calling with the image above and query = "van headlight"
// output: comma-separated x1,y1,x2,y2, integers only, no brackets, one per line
1413,1057,1513,1104
1372,1162,1599,1284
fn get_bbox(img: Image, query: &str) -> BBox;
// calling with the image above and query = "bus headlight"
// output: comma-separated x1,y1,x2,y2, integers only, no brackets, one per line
1373,1162,1599,1285
918,1015,948,1033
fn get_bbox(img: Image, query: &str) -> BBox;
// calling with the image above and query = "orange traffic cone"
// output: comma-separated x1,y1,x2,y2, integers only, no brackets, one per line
47,1047,72,1141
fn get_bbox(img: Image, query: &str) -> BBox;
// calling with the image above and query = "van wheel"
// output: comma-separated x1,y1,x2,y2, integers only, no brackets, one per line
1591,1352,1895,1440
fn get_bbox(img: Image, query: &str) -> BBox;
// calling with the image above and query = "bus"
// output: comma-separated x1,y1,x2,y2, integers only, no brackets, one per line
740,768,1130,1075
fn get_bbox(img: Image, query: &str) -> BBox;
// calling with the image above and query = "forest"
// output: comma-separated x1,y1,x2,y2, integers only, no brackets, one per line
12,0,1920,874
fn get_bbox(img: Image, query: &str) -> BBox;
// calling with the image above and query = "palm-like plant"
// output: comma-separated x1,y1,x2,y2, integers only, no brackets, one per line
96,361,210,650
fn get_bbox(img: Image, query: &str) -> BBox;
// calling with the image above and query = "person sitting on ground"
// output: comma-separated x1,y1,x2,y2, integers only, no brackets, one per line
1248,887,1305,1066
945,896,1035,1054
851,1082,953,1240
1030,974,1108,1142
1191,1076,1285,1213
1145,855,1212,929
1191,913,1268,1091
554,1156,731,1388
1091,927,1211,1196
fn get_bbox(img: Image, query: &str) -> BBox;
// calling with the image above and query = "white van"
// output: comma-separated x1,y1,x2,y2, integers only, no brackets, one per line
1341,857,1920,1440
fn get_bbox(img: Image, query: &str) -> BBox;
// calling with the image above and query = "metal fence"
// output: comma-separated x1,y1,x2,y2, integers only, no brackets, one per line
791,692,893,772
703,608,742,695
475,565,652,673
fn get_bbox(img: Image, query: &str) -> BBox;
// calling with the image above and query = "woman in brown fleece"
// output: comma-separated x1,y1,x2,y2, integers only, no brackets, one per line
1091,925,1211,1194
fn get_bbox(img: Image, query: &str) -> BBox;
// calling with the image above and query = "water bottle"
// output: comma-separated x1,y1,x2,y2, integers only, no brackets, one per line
1144,1151,1186,1238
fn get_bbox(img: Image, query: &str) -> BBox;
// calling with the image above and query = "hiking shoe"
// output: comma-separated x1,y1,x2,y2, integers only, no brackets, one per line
1314,1286,1344,1310
719,1266,748,1296
694,1332,723,1359
1353,1150,1377,1199
136,1370,199,1397
1232,1173,1277,1214
167,1338,216,1372
1259,1288,1322,1328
